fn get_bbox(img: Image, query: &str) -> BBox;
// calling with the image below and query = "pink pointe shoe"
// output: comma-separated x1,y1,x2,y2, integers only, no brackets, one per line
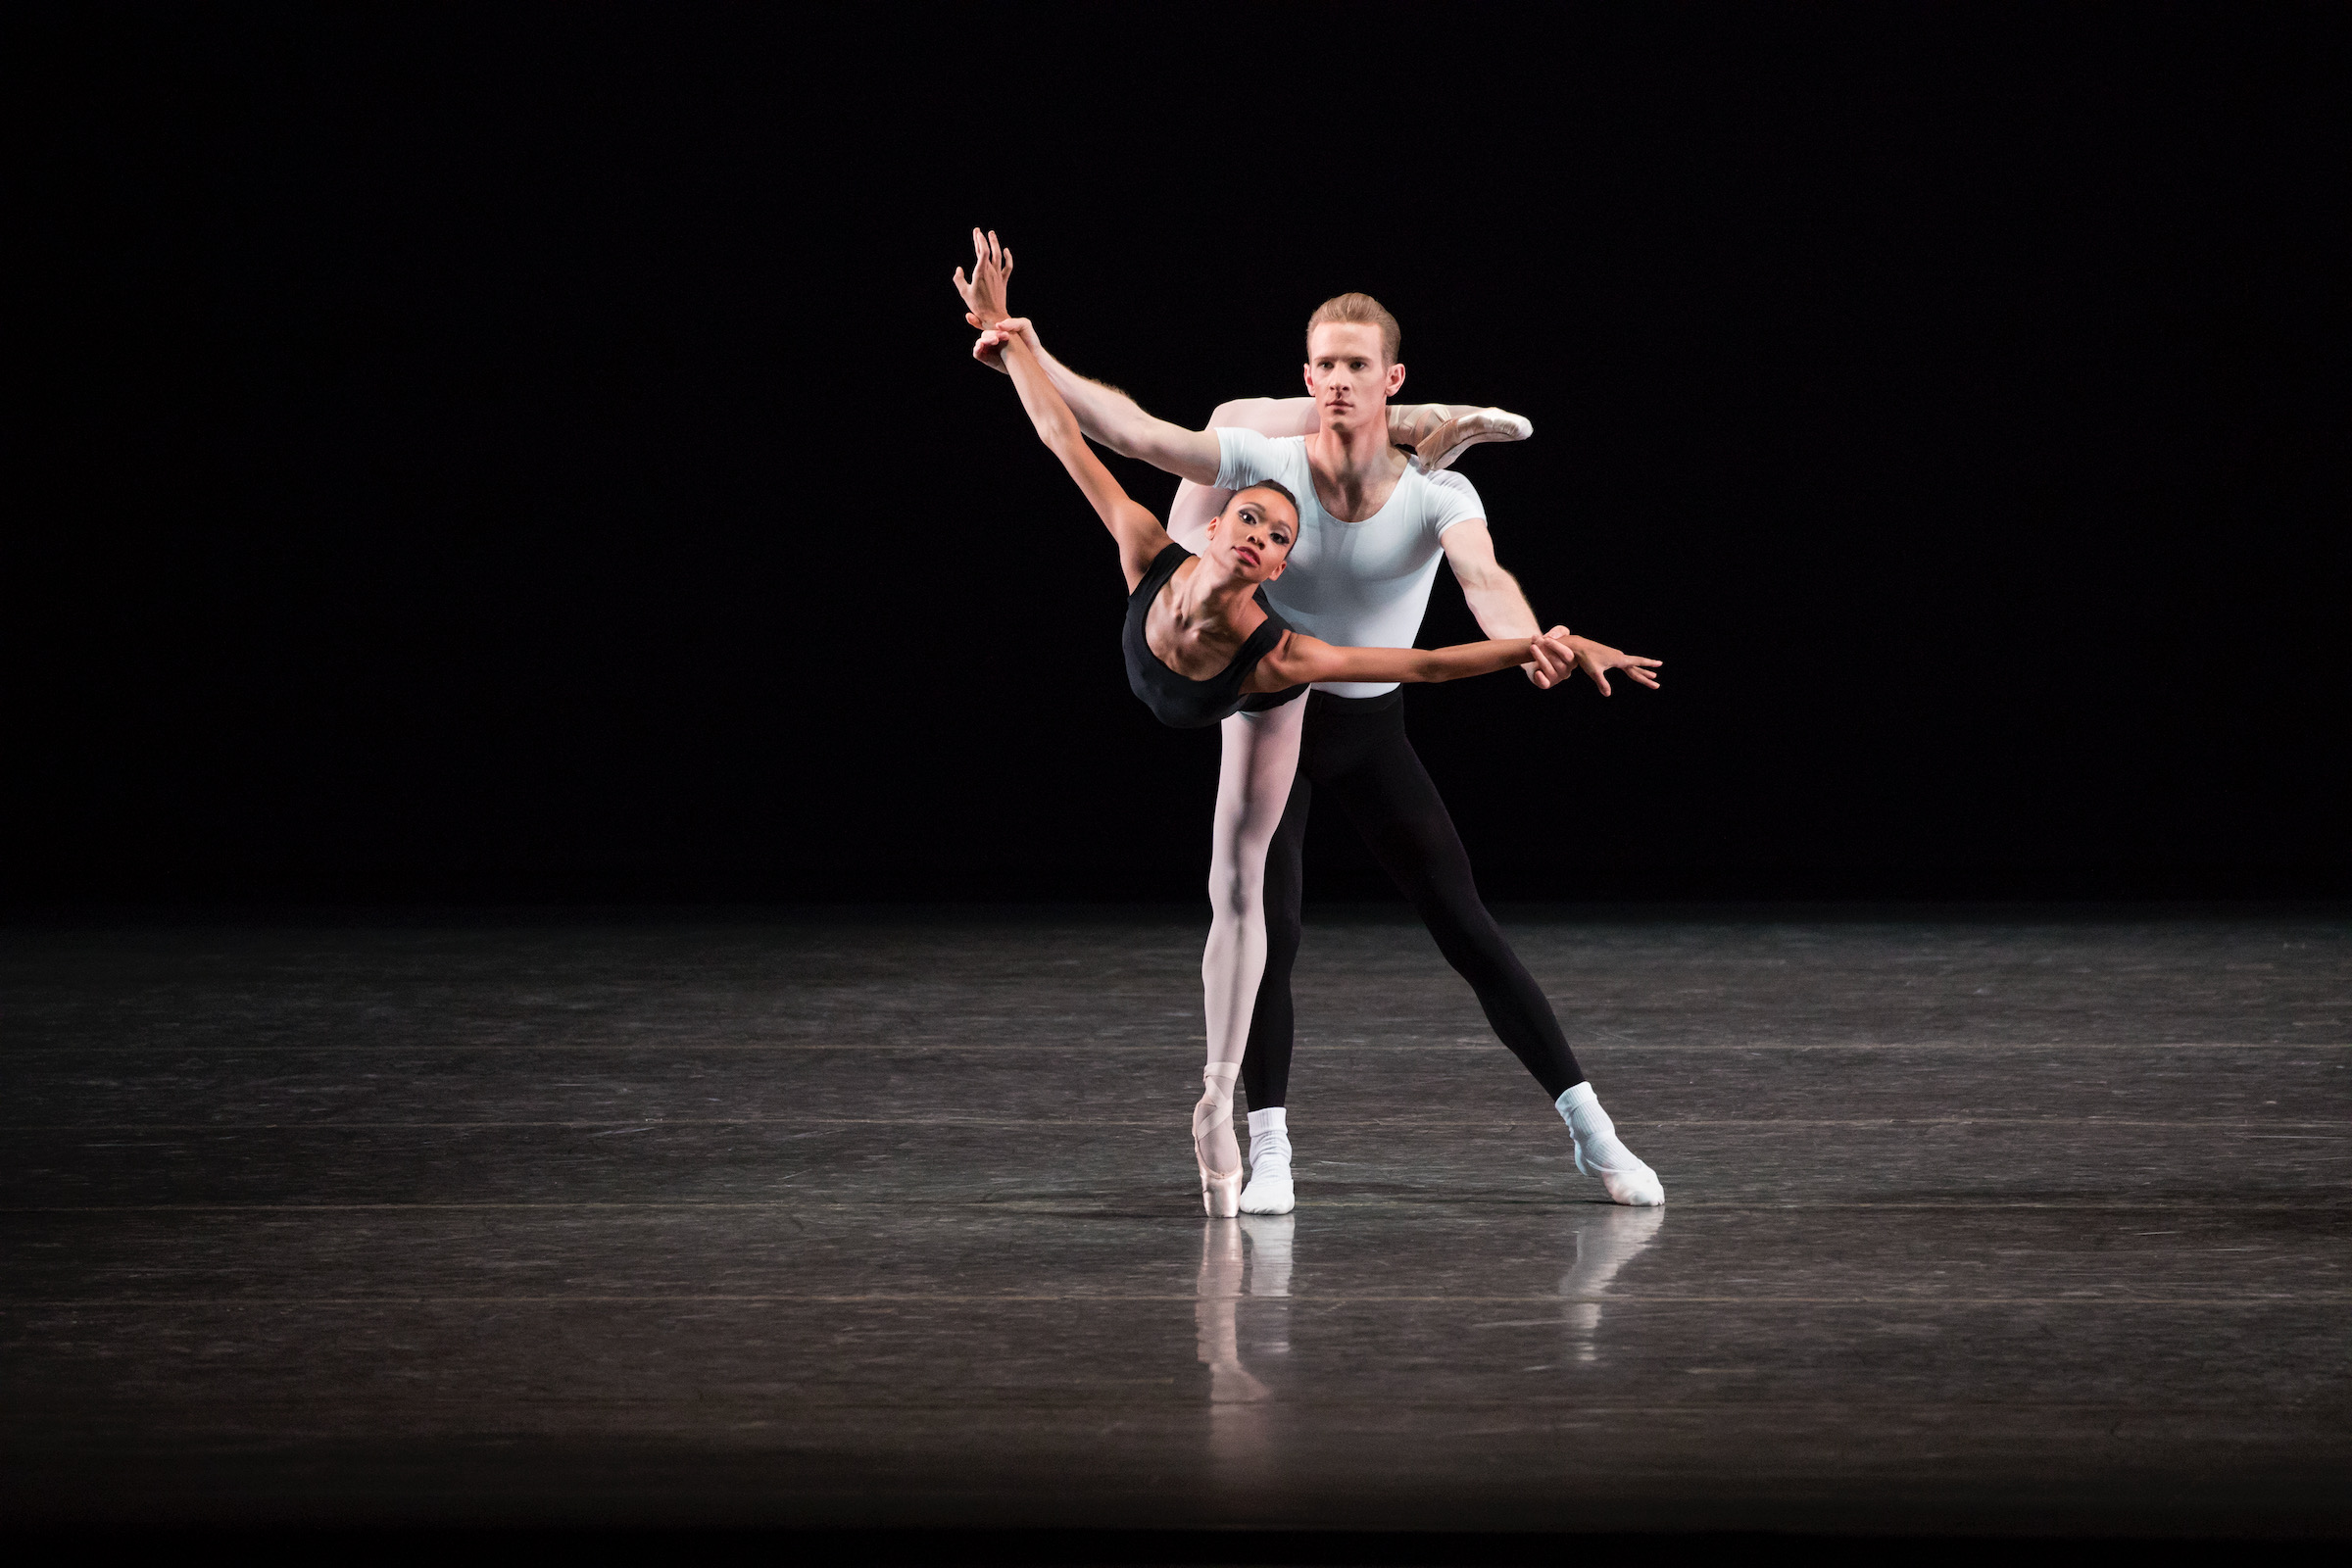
1194,1088,1244,1218
1415,407,1535,473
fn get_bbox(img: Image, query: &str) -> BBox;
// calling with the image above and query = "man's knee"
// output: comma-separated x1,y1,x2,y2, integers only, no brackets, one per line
1423,903,1512,975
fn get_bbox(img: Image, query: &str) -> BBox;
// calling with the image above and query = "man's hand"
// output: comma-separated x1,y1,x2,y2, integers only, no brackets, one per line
1564,635,1662,696
972,316,1044,374
953,227,1013,327
1527,626,1577,689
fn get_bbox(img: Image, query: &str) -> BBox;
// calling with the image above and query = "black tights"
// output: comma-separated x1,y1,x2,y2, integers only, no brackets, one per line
1241,689,1586,1108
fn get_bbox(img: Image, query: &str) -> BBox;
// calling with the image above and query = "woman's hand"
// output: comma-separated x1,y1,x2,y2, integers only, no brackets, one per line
1565,635,1663,696
953,227,1014,327
972,317,1043,374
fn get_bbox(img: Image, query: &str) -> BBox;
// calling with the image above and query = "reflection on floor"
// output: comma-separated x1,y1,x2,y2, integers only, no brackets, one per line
2,907,2347,1536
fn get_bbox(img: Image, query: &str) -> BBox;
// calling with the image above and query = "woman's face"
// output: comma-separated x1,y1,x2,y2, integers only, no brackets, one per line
1204,490,1297,584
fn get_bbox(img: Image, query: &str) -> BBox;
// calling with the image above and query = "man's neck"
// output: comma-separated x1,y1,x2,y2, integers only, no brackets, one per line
1304,405,1407,523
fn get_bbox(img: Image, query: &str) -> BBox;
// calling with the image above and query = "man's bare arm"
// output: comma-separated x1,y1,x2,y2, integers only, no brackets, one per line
951,233,1220,481
970,321,1222,483
1441,520,1663,695
1441,520,1542,642
1027,333,1223,483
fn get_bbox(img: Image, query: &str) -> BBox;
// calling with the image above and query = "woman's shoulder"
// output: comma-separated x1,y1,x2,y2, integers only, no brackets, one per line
1131,540,1194,602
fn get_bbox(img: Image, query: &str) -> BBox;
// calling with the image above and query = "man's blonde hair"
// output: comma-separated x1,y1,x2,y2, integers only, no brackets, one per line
1305,292,1401,366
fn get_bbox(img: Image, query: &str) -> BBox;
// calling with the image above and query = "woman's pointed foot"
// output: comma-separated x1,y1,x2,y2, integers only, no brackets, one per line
1416,407,1534,473
1202,1164,1244,1218
1195,1072,1244,1218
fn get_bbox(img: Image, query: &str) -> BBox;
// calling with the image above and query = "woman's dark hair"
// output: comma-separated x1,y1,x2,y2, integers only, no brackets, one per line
1233,479,1300,519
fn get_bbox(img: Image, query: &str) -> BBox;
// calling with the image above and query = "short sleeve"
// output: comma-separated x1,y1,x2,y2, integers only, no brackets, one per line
1214,427,1284,491
1420,466,1487,535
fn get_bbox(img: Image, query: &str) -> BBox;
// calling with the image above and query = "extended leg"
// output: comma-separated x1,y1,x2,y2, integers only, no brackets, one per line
1329,706,1663,1206
1329,723,1587,1098
1197,696,1305,1218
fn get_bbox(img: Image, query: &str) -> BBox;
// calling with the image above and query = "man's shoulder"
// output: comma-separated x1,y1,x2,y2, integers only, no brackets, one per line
1408,461,1486,522
1221,426,1309,452
1218,426,1312,482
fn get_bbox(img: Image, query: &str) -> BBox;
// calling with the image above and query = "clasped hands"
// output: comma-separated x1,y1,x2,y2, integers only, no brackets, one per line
955,228,1022,368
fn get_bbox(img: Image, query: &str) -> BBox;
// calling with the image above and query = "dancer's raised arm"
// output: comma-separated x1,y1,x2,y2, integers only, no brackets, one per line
955,231,1222,484
979,320,1171,592
972,316,1224,485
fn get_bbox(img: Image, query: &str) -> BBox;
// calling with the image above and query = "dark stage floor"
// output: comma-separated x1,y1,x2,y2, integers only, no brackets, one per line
3,907,2347,1539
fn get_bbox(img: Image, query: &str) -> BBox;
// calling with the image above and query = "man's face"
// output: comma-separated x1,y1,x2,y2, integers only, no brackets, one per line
1303,322,1407,431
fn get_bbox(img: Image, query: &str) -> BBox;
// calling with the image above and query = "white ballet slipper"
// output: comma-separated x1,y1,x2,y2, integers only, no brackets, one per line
1556,1083,1665,1207
1240,1107,1296,1214
1239,1164,1294,1215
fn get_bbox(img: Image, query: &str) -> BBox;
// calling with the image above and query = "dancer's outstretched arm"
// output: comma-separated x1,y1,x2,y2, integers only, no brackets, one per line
982,322,1170,592
956,230,1526,480
1203,396,1484,450
1253,626,1587,693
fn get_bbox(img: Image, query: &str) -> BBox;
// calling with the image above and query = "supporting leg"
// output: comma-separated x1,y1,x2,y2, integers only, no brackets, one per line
1199,698,1304,1215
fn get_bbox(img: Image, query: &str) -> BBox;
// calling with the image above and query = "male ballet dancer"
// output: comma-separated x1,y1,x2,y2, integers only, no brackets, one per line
956,234,1664,1211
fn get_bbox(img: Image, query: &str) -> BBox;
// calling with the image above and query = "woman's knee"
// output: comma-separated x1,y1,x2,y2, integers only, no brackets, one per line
1204,863,1267,924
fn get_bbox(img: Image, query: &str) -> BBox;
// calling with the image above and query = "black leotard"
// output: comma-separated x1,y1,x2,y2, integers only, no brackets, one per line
1122,543,1306,729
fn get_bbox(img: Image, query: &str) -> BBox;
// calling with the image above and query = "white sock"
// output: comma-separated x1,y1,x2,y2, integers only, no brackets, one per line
1556,1082,1664,1207
1240,1106,1295,1214
1247,1107,1291,1169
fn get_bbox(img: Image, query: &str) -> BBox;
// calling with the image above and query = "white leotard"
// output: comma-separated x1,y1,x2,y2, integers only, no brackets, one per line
1213,427,1486,698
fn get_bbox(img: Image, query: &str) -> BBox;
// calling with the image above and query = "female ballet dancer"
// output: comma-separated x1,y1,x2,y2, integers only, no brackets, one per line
972,318,1580,1214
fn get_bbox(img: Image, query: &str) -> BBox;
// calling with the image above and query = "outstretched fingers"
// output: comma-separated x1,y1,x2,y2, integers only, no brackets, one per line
955,228,1014,320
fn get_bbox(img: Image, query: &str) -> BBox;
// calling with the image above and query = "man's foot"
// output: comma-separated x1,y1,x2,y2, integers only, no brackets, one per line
1240,1106,1295,1214
1416,407,1534,473
1555,1083,1664,1206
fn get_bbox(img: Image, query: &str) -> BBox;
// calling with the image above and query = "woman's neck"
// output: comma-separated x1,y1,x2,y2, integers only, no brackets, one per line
1169,554,1258,625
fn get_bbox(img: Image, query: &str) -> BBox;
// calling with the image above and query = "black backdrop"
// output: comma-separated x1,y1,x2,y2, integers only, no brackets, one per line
17,5,2347,906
